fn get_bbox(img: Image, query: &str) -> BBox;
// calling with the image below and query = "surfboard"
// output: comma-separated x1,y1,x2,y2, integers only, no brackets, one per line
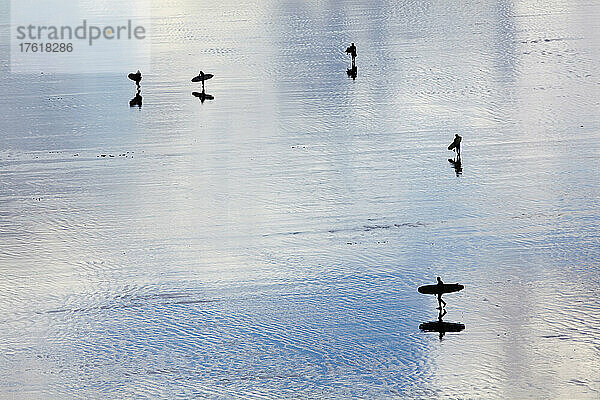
191,73,214,83
128,73,141,82
448,136,461,151
419,321,465,333
418,283,464,295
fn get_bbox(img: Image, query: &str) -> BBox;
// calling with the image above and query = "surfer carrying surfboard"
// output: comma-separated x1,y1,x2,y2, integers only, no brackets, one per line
191,71,214,91
128,70,142,88
346,42,357,67
448,134,462,157
418,277,464,310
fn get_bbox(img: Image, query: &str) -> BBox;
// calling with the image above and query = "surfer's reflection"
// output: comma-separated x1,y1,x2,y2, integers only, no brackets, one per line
347,66,357,80
345,43,357,80
419,308,465,340
192,89,214,103
448,155,462,176
129,87,142,108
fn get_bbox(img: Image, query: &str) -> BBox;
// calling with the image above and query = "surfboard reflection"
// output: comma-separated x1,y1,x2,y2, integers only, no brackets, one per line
192,90,214,103
419,308,465,340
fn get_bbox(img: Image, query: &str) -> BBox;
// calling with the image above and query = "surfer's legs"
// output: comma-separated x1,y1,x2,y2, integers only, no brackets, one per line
438,307,447,320
437,294,446,309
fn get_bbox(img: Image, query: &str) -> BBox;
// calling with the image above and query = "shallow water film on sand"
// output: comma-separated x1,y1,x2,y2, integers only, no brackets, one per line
0,0,599,398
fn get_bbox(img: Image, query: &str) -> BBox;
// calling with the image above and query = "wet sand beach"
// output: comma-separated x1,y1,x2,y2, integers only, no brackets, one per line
0,0,599,398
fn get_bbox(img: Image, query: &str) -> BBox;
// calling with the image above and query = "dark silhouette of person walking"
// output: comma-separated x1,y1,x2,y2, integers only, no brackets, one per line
448,134,462,157
128,70,142,88
436,276,447,309
199,71,205,90
127,70,142,108
192,70,214,92
346,42,357,67
197,71,206,91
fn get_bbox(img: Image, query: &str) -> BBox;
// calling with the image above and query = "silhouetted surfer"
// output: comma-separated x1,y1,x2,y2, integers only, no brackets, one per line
128,70,142,88
192,70,214,91
436,276,447,309
448,134,462,157
346,42,357,67
198,71,205,91
129,73,142,108
418,278,464,309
